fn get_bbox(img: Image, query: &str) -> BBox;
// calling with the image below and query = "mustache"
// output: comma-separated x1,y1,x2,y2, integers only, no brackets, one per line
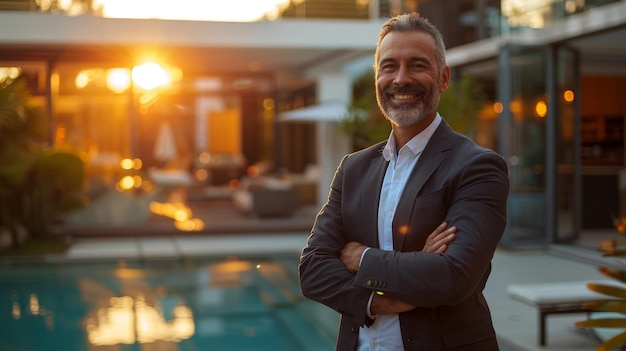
384,85,426,95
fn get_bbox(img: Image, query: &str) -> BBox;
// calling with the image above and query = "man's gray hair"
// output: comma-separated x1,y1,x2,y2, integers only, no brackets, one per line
374,12,447,73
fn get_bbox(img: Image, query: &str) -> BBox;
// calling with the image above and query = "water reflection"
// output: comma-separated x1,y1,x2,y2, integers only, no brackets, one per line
78,265,198,346
85,295,194,345
78,258,270,346
1,257,336,351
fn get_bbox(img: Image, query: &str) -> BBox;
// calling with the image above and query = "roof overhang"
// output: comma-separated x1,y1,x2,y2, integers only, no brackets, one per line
0,12,382,85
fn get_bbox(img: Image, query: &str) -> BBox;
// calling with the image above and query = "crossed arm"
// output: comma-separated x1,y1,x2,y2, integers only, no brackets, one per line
340,222,457,316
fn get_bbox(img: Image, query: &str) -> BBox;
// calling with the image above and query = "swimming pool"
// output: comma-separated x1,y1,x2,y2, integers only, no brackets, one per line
0,255,338,351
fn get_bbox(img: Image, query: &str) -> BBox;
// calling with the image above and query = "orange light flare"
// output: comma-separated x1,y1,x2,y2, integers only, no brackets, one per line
132,62,171,91
149,201,205,232
175,218,205,232
614,217,626,234
563,89,574,103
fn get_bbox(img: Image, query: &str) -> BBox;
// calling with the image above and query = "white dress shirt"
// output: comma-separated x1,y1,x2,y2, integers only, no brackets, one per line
357,114,442,351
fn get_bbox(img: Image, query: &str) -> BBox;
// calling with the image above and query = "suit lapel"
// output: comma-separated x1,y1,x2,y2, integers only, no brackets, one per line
392,122,453,250
361,148,388,249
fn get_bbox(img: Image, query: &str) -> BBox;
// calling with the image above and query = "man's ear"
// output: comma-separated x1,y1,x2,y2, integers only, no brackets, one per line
440,65,451,93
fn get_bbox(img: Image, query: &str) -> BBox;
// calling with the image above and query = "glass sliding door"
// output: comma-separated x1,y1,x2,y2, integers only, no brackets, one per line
499,45,548,247
552,46,580,242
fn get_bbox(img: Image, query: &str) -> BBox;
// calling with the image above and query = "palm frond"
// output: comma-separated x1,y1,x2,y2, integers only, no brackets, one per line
583,301,626,314
598,330,626,351
588,283,626,299
576,318,626,329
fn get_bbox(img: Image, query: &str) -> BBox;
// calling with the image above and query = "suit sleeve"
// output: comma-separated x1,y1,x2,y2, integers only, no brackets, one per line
353,151,509,307
298,155,374,327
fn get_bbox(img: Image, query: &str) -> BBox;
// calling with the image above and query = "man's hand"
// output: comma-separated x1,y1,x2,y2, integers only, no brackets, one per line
370,294,416,315
422,221,456,253
340,222,456,274
341,242,368,273
340,222,458,316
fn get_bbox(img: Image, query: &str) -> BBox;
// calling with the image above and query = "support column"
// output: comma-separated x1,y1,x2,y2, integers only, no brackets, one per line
315,73,352,207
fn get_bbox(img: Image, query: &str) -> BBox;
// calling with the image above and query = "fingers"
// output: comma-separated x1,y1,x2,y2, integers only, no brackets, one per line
433,221,448,235
435,226,456,246
422,222,457,253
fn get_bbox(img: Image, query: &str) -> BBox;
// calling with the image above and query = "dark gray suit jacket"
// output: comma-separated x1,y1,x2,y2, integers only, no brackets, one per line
299,120,509,350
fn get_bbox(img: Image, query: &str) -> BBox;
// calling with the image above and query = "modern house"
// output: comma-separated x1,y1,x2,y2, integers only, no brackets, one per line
0,0,625,249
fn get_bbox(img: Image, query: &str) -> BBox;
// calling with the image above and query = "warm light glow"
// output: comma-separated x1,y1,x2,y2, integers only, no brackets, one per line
12,300,21,320
173,208,191,222
120,158,134,170
198,152,211,165
0,66,21,84
132,158,143,170
535,100,548,118
55,127,67,144
175,218,206,231
563,89,574,102
493,102,503,114
86,295,194,346
75,70,90,89
132,176,143,188
132,62,171,91
263,98,275,110
29,294,40,315
502,0,548,28
99,0,290,22
509,100,521,114
114,268,146,280
150,201,203,230
247,165,261,177
120,176,135,189
208,260,253,287
195,168,208,181
107,68,131,93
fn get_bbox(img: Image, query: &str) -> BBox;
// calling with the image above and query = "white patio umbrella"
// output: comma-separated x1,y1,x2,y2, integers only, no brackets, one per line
278,101,350,122
154,121,177,165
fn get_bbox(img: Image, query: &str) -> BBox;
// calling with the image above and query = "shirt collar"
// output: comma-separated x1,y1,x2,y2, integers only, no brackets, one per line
382,113,442,161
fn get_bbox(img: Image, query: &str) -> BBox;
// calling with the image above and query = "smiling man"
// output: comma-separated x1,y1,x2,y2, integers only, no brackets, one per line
299,12,509,351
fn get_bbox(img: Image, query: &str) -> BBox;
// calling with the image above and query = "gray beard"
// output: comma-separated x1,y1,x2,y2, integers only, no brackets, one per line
377,84,440,127
384,103,428,127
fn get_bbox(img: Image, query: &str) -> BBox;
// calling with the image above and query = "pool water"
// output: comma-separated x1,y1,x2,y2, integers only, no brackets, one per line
0,255,337,351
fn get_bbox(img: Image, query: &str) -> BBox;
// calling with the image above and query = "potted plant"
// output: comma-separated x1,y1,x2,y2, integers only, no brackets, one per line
0,75,87,250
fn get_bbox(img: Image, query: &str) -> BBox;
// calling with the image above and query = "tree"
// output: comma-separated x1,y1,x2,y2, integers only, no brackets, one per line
438,74,486,136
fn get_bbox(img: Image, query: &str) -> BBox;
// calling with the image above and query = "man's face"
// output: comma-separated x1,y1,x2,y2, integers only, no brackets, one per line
375,31,450,128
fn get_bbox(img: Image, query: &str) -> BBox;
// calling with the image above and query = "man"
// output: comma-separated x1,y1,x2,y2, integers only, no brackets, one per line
298,12,509,351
